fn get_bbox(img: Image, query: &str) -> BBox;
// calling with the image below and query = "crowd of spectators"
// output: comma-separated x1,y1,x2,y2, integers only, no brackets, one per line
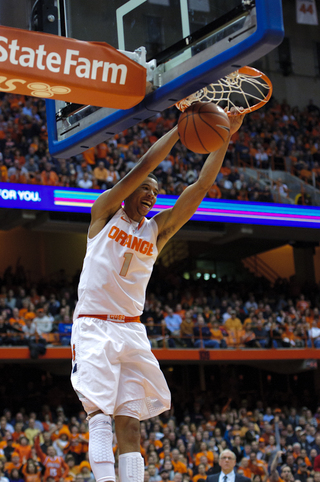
2,401,320,482
0,262,320,350
0,93,320,205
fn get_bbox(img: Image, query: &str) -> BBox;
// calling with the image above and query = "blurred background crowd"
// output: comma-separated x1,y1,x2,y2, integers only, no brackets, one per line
0,260,320,350
0,93,320,205
1,401,320,482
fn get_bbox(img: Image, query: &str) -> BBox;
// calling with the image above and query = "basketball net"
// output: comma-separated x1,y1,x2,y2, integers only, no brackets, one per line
175,66,273,116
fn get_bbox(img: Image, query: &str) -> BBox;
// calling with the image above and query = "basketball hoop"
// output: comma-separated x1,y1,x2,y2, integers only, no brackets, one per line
175,66,273,116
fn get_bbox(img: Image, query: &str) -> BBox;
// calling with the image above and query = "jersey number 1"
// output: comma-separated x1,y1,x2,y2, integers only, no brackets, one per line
120,252,133,277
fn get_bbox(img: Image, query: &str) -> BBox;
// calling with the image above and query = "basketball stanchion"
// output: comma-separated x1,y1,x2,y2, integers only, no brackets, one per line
175,66,273,116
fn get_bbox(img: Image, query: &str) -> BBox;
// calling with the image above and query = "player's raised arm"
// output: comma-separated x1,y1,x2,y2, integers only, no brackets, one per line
154,109,244,253
90,126,179,226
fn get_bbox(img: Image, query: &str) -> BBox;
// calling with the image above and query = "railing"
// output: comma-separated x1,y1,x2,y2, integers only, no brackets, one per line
235,153,320,204
145,322,312,350
242,255,282,285
0,324,313,350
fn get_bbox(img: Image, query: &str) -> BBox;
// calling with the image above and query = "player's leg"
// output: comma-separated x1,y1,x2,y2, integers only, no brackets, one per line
114,415,144,482
70,318,120,482
87,409,115,482
113,323,170,482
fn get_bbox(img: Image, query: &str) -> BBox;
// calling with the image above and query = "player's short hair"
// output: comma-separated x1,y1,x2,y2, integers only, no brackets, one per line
148,172,158,183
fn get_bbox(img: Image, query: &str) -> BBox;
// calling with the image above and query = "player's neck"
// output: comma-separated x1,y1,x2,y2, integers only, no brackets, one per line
122,208,144,226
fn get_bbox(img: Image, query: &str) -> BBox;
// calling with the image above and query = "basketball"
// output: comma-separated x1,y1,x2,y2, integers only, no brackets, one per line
178,102,230,154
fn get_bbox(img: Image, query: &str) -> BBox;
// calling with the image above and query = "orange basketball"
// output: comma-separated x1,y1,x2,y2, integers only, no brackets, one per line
178,102,230,154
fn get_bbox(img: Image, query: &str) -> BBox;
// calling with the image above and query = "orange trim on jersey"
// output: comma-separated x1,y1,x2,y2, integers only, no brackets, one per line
137,217,145,230
78,314,141,323
121,208,145,231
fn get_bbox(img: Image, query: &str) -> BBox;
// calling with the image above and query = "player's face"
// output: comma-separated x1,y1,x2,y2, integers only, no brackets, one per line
125,177,159,221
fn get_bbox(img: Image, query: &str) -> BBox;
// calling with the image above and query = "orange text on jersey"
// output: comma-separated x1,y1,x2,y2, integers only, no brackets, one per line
108,226,154,256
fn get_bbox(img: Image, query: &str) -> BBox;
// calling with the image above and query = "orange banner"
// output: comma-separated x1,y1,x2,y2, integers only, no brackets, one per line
0,26,146,109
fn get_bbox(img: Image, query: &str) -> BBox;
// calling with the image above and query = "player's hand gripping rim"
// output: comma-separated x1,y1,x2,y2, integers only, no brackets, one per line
228,106,245,137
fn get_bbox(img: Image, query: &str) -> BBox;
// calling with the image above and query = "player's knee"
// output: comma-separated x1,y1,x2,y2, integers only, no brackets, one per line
122,418,140,442
116,416,140,447
89,413,115,482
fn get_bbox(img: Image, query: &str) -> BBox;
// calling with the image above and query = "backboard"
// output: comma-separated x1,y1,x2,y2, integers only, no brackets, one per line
45,0,284,158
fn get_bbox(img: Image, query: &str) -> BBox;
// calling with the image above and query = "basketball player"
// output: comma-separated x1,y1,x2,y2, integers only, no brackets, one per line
71,108,244,482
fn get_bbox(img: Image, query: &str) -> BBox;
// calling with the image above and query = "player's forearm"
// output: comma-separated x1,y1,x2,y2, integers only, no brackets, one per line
197,136,231,191
92,126,179,220
136,126,179,173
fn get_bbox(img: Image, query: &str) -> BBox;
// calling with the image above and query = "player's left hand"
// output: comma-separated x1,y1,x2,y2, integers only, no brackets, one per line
228,106,245,136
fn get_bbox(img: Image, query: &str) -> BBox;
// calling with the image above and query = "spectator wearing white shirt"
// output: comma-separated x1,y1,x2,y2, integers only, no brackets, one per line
159,156,173,172
78,172,93,189
222,306,233,324
33,308,53,335
308,320,320,348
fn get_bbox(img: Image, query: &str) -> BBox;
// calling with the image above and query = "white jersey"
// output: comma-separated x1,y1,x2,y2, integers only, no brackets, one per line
74,208,158,319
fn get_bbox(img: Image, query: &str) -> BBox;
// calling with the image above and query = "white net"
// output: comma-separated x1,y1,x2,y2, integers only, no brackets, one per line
175,66,272,115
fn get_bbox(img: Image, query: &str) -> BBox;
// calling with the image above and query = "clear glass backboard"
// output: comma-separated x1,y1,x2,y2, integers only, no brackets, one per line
45,0,284,157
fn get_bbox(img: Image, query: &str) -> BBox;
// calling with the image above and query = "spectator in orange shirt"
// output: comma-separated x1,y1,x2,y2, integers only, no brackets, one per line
41,162,59,186
50,421,69,442
9,308,24,328
238,458,252,479
220,160,232,177
15,435,32,464
93,161,109,189
195,442,214,467
4,452,22,475
209,319,227,348
171,449,188,474
192,463,207,482
21,459,42,482
207,182,222,199
248,452,267,478
8,161,28,184
12,424,25,443
292,442,303,459
68,425,83,464
225,311,242,334
296,294,310,315
0,158,8,182
34,436,69,482
148,432,163,451
82,147,96,166
95,142,109,161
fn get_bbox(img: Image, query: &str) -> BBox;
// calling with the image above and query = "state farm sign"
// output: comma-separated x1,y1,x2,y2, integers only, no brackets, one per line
0,26,146,109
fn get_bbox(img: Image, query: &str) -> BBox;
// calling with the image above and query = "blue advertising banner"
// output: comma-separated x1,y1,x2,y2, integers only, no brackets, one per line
1,183,320,228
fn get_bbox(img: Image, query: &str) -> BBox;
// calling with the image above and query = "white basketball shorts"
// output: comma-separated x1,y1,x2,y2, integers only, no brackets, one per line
70,316,171,420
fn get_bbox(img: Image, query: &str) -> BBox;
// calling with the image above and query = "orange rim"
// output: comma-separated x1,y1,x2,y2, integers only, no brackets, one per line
175,66,273,116
230,66,273,116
